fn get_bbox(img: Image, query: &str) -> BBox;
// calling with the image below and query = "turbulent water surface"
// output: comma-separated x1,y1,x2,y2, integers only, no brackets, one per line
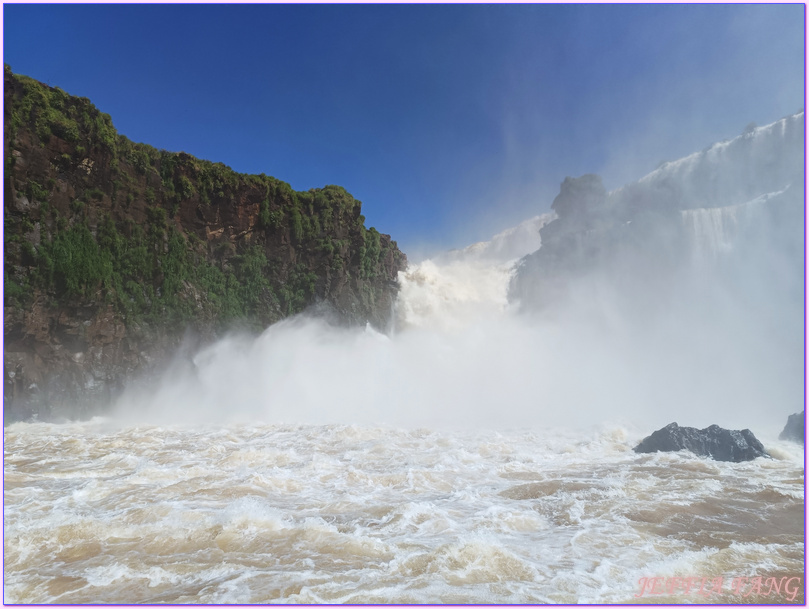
4,420,804,604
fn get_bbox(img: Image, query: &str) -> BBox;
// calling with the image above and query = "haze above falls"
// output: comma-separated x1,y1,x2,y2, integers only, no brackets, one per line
113,113,805,437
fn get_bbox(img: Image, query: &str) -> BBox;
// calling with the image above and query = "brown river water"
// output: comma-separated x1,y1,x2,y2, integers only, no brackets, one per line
4,420,804,604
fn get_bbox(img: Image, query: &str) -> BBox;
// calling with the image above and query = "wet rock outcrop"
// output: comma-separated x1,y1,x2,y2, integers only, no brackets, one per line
4,66,407,422
633,422,767,462
778,411,804,444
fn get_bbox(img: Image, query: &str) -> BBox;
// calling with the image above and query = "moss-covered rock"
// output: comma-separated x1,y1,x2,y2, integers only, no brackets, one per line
3,65,407,422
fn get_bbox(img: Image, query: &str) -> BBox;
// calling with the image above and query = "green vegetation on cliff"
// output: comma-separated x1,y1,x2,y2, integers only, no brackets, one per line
4,65,406,334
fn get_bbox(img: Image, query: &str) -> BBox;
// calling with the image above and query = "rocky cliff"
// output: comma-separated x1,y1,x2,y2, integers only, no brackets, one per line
3,66,407,422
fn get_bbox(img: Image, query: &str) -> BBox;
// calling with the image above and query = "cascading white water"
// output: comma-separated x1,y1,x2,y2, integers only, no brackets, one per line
394,213,553,333
444,213,555,263
680,189,785,258
395,258,516,333
610,112,804,212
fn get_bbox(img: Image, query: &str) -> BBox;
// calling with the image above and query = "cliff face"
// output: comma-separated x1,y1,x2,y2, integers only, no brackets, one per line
3,66,407,422
510,113,805,312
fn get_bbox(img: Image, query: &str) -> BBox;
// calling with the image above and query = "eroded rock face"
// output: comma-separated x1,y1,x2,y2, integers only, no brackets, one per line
4,300,183,422
778,411,804,444
633,422,767,462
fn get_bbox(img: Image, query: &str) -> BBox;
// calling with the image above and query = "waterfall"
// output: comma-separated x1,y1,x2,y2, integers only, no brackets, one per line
680,189,786,259
610,112,804,214
395,257,516,332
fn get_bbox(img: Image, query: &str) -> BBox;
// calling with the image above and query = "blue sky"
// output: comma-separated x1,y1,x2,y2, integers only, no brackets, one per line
3,3,804,258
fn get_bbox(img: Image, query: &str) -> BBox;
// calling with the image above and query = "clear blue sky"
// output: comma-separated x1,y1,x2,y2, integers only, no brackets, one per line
3,3,804,258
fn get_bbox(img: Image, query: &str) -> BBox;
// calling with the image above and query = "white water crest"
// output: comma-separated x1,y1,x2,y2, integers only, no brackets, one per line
610,112,804,212
395,258,515,333
394,213,554,332
444,213,556,263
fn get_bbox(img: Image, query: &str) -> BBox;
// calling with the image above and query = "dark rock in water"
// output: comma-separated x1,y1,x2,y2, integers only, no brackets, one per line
778,411,804,444
633,422,767,462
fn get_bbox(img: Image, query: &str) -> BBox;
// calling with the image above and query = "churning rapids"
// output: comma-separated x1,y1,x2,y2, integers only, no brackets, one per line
5,239,805,604
4,419,804,604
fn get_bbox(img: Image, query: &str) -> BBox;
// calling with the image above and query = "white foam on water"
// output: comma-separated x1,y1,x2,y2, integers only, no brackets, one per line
4,420,803,603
